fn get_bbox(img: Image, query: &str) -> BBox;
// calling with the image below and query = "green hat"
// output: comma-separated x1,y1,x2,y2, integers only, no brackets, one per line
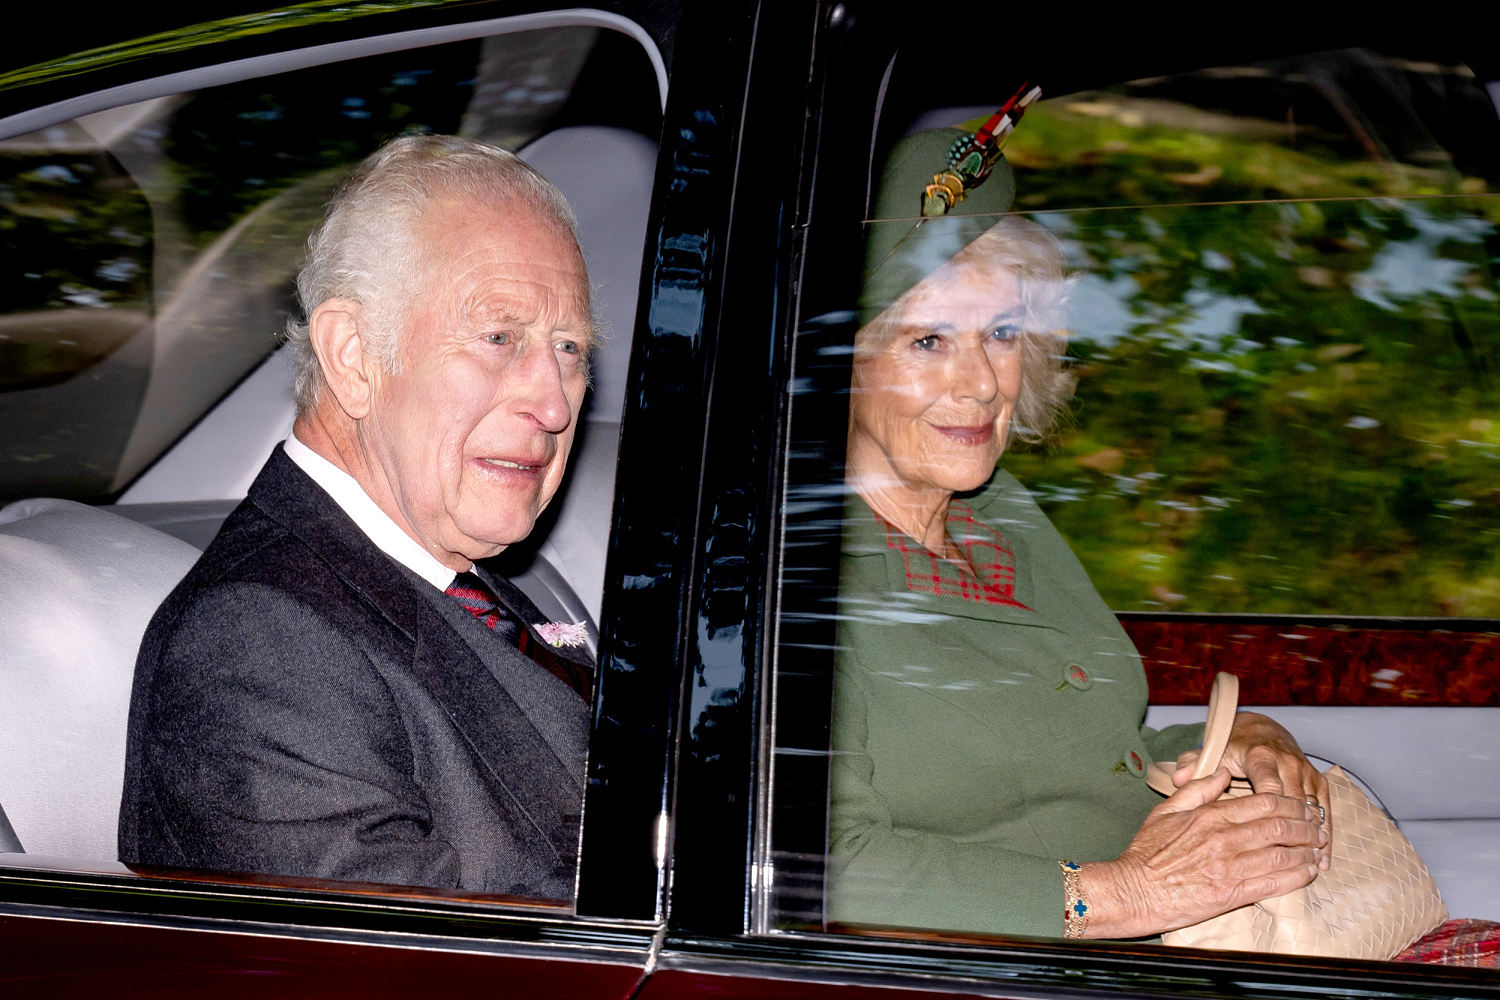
860,128,1016,325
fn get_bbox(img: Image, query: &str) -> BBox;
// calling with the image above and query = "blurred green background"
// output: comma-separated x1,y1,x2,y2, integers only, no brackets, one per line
996,85,1500,618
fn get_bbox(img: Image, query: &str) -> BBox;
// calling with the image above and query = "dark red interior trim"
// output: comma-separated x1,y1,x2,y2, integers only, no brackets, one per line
1125,620,1500,707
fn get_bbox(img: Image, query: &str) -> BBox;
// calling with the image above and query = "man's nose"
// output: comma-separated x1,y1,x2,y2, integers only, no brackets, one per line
511,339,573,433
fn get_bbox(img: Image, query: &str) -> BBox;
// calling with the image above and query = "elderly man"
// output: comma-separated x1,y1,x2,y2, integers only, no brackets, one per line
118,135,595,898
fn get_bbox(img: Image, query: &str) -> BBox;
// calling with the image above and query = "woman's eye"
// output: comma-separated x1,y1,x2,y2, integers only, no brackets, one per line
483,332,510,346
912,335,940,352
988,323,1022,344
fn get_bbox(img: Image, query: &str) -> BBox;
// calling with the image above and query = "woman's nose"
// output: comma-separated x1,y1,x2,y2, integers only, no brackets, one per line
951,341,1000,403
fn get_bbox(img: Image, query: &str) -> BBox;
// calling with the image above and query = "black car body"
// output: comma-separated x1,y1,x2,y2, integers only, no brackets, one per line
1,3,1497,997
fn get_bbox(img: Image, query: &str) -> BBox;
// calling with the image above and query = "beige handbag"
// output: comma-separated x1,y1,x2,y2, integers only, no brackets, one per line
1146,672,1447,959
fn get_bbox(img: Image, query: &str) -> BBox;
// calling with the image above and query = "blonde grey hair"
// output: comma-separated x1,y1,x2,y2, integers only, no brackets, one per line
856,215,1075,443
284,134,582,413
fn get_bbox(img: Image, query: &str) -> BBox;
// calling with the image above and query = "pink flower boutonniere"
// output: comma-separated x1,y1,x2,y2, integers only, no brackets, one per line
535,621,589,648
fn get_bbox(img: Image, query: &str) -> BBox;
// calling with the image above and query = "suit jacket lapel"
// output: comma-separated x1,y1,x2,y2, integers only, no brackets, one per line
478,570,594,701
406,620,581,868
246,446,580,868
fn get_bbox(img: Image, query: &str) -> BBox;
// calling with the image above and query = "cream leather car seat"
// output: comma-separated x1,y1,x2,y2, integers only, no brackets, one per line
0,498,198,858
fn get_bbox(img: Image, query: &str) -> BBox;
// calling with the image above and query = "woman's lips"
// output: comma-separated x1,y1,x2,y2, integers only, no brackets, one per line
933,423,995,445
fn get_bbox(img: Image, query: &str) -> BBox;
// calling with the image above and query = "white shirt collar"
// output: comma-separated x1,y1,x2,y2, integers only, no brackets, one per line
282,432,458,592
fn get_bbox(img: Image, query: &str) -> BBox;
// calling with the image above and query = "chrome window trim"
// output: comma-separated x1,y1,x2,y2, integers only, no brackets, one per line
651,930,1496,1000
0,857,663,953
0,7,668,141
0,902,659,965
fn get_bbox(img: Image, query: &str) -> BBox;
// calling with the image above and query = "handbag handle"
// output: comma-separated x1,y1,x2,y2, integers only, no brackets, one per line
1146,672,1240,795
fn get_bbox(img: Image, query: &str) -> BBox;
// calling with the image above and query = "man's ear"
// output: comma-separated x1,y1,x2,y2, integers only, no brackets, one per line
309,299,376,419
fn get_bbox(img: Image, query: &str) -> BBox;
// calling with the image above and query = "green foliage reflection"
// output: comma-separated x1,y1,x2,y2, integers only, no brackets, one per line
996,100,1500,618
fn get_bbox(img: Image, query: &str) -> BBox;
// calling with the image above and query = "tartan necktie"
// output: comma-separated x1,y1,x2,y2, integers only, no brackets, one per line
445,570,521,644
444,570,592,702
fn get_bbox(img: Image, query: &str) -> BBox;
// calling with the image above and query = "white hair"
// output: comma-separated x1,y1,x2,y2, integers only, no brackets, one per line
283,134,582,413
965,217,1075,443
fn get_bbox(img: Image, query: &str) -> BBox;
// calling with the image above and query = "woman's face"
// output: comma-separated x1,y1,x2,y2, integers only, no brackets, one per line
848,257,1024,509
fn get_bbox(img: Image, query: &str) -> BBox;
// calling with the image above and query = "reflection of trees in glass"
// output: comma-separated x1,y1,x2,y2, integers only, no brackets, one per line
999,97,1500,618
0,137,153,402
0,143,152,314
164,28,608,247
165,47,478,244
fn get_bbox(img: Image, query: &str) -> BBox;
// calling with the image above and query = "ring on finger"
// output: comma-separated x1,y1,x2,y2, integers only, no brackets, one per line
1304,796,1326,825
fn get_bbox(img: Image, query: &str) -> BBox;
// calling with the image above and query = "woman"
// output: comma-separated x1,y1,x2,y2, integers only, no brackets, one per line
828,129,1330,941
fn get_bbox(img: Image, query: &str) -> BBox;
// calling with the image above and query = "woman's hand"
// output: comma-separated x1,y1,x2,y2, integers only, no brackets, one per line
1173,711,1331,870
1076,769,1326,940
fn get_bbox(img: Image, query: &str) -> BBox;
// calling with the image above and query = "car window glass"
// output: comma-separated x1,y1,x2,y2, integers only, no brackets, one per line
763,43,1500,960
0,24,659,507
0,20,660,910
998,56,1500,618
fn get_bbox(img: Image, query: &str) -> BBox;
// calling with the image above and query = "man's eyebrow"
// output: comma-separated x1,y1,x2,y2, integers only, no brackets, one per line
470,300,534,326
571,287,599,350
467,288,597,347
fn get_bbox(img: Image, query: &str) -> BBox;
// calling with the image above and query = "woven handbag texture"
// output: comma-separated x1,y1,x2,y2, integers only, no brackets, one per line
1164,767,1448,959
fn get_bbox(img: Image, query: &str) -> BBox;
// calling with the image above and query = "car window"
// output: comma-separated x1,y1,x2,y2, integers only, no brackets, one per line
0,16,661,913
0,23,660,507
998,62,1500,619
763,40,1500,961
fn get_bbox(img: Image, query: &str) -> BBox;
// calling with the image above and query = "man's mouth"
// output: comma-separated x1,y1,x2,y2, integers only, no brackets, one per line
480,458,542,471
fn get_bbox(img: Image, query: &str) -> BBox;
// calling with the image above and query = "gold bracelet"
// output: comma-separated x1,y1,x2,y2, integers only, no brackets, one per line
1059,859,1089,939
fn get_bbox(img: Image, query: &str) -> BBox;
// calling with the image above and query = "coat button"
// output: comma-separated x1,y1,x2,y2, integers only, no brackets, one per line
1059,663,1092,690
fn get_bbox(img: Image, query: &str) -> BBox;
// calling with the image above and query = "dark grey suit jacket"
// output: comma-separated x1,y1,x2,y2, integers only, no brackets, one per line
118,446,591,898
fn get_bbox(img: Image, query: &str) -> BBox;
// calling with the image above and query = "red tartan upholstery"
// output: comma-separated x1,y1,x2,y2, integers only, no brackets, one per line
1393,919,1500,968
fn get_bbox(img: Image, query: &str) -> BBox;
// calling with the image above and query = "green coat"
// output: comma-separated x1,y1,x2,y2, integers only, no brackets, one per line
829,470,1201,938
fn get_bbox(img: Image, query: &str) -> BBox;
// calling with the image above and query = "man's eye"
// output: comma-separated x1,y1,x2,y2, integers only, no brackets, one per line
913,335,939,351
555,339,579,356
484,332,510,345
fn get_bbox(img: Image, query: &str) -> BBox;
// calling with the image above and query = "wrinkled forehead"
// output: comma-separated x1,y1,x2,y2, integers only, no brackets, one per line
465,267,595,341
901,252,1020,313
418,197,594,331
856,253,1022,348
